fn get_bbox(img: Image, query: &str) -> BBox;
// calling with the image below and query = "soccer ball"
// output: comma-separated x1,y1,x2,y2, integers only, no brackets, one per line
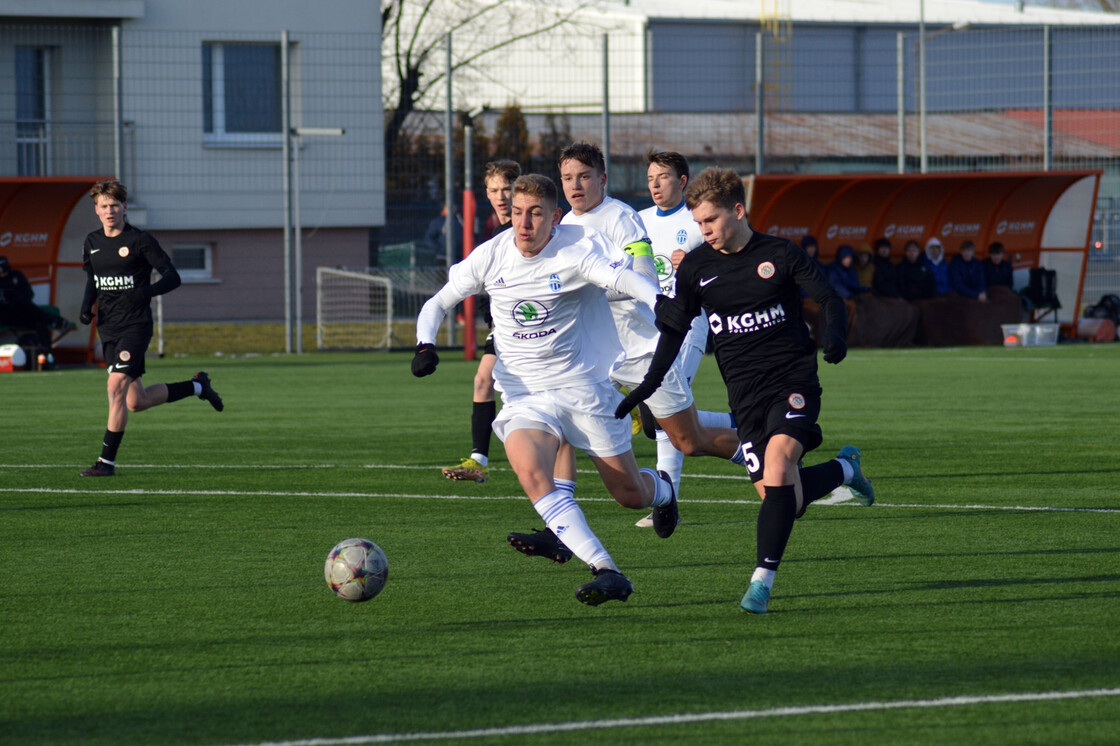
324,538,389,602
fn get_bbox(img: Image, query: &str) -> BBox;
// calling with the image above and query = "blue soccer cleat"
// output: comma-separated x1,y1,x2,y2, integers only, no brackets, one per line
838,445,874,506
740,580,771,614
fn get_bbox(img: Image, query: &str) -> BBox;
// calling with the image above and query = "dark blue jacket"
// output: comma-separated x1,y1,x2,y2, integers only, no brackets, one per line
826,245,864,300
949,255,988,298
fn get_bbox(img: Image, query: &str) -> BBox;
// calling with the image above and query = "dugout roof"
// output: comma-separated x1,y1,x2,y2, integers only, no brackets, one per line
745,170,1102,324
0,177,106,358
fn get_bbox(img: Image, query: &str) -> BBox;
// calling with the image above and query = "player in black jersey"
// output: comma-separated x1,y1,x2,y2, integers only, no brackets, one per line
617,167,874,614
77,179,223,477
441,160,521,483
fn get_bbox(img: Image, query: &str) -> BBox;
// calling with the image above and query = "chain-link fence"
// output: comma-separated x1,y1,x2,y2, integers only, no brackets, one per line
2,17,1117,346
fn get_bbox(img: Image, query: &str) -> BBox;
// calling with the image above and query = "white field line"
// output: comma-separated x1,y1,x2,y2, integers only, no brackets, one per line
3,483,1118,514
220,687,1120,746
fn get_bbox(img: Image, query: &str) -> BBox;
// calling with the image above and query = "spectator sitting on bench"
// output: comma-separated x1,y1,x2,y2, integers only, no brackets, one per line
898,240,937,301
0,255,68,356
948,240,988,302
983,241,1014,289
922,237,951,296
871,237,901,298
826,244,867,300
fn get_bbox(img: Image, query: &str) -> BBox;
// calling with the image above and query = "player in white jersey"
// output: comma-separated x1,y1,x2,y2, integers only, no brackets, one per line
554,144,740,502
411,174,678,606
632,151,738,525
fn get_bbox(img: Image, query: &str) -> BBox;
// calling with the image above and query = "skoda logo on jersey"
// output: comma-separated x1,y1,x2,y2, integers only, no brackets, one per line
676,229,688,246
549,273,561,292
512,300,550,327
654,255,674,284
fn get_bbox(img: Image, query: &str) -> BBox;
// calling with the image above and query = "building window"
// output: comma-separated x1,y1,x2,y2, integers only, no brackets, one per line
16,47,50,175
202,42,282,145
173,243,215,282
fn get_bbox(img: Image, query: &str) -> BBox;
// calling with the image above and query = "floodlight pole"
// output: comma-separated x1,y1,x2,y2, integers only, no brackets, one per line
919,0,927,173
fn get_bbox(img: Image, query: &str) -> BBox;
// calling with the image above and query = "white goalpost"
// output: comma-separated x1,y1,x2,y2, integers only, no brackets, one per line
316,268,394,350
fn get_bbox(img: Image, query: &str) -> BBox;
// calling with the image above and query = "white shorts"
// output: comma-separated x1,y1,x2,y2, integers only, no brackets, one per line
493,380,632,458
610,348,697,421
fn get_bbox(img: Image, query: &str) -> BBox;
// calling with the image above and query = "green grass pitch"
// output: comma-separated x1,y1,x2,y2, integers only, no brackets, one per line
2,345,1119,745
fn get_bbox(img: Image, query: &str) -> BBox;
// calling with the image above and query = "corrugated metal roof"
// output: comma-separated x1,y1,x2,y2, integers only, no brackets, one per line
421,108,1120,159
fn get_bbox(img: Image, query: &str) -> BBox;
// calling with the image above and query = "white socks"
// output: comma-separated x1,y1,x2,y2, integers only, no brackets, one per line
640,467,673,507
533,488,616,572
470,453,489,466
838,458,854,484
751,566,776,589
697,409,734,429
654,432,684,496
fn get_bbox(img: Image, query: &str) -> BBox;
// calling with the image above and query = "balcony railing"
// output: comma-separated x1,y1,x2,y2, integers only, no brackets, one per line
1,120,132,179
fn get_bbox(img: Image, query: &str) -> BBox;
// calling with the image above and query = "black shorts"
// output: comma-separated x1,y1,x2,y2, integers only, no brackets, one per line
729,381,823,483
482,331,496,357
101,324,152,379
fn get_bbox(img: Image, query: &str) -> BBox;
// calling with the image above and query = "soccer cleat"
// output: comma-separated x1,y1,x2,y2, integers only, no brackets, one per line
507,528,573,564
838,445,874,506
740,580,771,614
441,457,489,483
80,460,115,477
575,568,633,606
634,512,654,528
651,470,679,538
193,371,224,412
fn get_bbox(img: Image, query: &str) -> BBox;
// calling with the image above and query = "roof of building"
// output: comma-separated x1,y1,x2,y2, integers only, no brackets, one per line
563,0,1118,27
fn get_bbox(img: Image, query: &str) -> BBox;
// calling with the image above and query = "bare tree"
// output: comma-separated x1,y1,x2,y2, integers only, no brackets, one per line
381,0,603,172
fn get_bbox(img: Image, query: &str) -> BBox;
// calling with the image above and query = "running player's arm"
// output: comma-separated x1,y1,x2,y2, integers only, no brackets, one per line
415,246,489,345
612,258,701,419
79,238,97,324
138,236,181,299
578,235,659,311
789,241,848,362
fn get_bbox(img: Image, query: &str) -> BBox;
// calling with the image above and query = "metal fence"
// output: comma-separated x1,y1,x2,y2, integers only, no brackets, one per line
2,18,1117,340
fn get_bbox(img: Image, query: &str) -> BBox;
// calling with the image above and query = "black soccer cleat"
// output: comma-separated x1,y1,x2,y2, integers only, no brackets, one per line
575,568,633,606
80,460,115,477
193,371,224,412
507,528,573,564
651,470,679,538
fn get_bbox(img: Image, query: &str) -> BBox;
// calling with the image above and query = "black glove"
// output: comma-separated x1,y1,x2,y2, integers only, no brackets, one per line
614,381,657,419
823,331,848,364
411,343,439,377
79,309,94,325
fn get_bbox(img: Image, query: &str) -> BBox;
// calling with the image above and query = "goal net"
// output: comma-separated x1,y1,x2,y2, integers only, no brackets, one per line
316,268,393,350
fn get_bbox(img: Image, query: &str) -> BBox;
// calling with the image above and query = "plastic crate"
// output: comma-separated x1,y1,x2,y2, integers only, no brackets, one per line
1001,323,1059,347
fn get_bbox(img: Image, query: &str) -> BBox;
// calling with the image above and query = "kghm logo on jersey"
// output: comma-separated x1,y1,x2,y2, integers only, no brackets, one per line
757,261,776,279
512,300,550,327
788,393,805,410
707,303,786,335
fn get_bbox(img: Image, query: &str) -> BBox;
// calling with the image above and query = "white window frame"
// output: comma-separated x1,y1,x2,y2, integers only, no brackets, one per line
173,243,217,283
202,42,283,148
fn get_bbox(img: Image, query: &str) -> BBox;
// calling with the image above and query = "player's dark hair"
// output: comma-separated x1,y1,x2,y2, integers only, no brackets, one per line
89,179,127,203
960,239,976,252
512,174,558,208
685,167,745,212
558,142,605,174
646,150,689,180
484,160,521,185
874,237,892,251
988,241,1005,255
